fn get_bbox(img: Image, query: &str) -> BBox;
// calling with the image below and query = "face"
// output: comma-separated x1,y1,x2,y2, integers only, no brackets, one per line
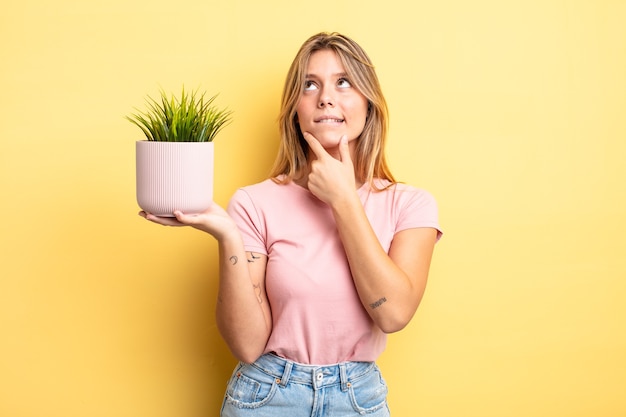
295,49,369,151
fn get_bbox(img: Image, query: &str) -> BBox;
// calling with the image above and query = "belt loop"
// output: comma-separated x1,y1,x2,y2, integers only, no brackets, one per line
279,360,292,387
339,363,349,392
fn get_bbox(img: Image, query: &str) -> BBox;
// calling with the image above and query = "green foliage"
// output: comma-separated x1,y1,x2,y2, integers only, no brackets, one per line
127,88,233,142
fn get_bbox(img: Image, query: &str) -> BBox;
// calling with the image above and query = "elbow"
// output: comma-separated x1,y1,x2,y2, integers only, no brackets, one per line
376,290,426,333
219,336,267,365
216,313,271,365
222,334,266,364
376,307,418,334
379,317,410,334
234,348,264,365
216,329,267,365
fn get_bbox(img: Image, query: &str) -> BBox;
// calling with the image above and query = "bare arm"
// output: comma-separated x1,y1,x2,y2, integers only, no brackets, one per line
330,195,437,332
140,205,271,363
302,133,438,333
215,237,272,363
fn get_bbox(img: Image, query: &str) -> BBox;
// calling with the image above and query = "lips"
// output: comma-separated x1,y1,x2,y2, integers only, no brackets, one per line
315,116,344,123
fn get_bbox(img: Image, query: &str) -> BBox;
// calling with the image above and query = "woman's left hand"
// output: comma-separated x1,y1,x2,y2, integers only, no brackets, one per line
302,132,357,205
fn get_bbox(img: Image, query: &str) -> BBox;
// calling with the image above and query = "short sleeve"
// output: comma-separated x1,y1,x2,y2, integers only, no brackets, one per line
396,187,443,240
226,188,268,254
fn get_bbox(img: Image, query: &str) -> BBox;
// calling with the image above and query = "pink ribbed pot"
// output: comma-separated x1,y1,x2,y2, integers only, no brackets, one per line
136,141,214,217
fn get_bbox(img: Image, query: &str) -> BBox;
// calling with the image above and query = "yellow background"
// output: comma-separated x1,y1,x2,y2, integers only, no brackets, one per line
1,0,625,416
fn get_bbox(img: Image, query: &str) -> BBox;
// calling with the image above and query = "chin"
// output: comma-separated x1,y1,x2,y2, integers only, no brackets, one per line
318,138,343,149
310,131,343,146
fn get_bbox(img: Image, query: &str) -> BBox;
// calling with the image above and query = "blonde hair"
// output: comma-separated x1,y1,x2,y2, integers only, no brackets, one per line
269,32,396,189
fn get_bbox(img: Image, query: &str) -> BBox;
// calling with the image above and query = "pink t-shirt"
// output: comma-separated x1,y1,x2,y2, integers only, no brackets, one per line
226,178,441,365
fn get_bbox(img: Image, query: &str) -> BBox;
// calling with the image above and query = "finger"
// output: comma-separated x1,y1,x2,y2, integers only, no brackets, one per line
142,212,184,226
302,131,329,159
173,210,201,225
338,135,352,163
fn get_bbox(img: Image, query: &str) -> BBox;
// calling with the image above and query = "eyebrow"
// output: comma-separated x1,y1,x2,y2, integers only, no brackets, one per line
304,72,348,79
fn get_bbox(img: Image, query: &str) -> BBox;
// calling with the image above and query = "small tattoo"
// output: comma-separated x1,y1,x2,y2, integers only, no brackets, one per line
229,256,238,265
369,297,387,309
247,253,260,263
253,283,263,304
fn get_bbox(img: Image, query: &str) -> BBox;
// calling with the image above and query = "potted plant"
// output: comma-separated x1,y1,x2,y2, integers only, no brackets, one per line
127,88,232,217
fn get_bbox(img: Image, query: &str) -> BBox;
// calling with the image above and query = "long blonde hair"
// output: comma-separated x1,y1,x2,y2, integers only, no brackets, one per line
269,32,395,189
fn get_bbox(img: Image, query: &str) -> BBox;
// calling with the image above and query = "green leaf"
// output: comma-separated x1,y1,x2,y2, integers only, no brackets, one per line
126,87,232,142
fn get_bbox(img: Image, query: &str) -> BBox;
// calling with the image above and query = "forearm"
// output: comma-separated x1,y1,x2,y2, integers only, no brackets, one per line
215,232,271,363
330,194,424,333
141,206,271,361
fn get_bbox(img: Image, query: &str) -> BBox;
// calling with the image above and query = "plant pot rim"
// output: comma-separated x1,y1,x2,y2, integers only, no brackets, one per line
136,140,215,143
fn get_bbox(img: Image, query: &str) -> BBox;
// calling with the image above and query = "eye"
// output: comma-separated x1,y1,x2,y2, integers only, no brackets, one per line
337,78,352,88
304,80,318,91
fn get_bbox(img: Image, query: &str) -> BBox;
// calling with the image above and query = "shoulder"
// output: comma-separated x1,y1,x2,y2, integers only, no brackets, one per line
396,183,437,207
368,179,442,238
228,177,303,213
238,178,280,193
369,179,438,207
231,178,277,199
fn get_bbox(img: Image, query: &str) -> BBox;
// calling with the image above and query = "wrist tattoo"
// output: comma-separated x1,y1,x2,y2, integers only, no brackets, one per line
369,297,387,309
229,255,238,265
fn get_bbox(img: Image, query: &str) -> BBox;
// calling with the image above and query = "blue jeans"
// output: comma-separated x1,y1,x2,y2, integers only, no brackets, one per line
220,353,391,416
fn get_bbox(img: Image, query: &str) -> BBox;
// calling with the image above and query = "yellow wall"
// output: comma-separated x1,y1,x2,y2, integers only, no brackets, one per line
1,1,625,416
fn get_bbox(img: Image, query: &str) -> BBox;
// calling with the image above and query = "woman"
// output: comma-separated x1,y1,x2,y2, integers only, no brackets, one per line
141,32,442,416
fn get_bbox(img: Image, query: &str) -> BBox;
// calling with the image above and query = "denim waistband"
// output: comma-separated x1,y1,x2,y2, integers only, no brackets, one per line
251,353,375,391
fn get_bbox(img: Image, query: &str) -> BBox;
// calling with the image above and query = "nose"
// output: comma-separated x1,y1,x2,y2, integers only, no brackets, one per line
318,96,334,108
318,87,334,108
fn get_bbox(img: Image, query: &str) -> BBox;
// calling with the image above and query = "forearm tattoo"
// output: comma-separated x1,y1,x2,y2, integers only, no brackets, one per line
369,297,387,309
253,283,263,304
229,253,260,265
